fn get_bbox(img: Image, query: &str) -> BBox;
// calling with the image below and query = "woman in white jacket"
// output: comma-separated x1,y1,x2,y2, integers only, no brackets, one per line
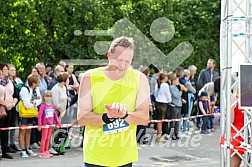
19,74,42,158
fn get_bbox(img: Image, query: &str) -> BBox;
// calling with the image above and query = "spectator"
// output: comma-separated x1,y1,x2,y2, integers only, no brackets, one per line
198,77,220,132
154,73,171,142
168,73,186,140
181,69,196,134
149,66,162,131
29,67,39,75
51,72,71,154
188,65,197,89
36,62,48,96
59,60,67,70
197,91,210,134
197,59,219,90
45,62,54,78
8,64,22,152
65,63,79,145
188,65,198,127
0,63,19,159
19,74,41,158
65,63,79,124
38,90,60,158
48,65,65,90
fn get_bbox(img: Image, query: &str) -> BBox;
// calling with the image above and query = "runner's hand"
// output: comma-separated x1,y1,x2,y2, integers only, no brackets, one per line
104,103,119,118
104,103,127,118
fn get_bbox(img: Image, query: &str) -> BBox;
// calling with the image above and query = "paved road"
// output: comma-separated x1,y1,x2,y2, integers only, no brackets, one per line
1,125,220,167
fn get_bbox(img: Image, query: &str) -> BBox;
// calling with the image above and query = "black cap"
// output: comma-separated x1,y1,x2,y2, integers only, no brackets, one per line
46,62,54,68
200,91,208,97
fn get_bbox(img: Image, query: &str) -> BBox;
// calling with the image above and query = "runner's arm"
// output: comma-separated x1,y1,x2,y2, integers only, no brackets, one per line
124,73,150,125
77,71,104,126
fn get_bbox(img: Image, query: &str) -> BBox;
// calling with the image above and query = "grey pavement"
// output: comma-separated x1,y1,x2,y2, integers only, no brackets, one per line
1,124,220,167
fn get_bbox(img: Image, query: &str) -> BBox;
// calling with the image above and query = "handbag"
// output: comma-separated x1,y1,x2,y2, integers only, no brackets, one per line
0,105,7,119
18,101,38,118
0,88,7,119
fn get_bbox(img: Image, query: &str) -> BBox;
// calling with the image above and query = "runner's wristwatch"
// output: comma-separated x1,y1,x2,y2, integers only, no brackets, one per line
121,110,129,119
102,113,116,124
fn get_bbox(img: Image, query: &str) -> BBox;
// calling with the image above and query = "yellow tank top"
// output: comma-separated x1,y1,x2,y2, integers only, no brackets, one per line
83,67,140,166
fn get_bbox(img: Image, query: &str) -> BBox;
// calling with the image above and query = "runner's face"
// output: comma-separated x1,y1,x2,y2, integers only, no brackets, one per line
109,46,133,76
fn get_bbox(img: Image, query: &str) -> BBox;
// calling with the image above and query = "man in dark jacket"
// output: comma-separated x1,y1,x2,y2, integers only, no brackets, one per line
197,59,219,90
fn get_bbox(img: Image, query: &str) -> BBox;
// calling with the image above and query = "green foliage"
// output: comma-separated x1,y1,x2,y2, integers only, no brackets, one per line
0,0,220,79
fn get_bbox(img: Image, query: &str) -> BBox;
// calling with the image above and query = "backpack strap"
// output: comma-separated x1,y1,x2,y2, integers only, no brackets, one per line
23,85,30,94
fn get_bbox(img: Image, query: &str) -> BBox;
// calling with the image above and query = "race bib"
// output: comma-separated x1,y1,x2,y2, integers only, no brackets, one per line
103,118,129,135
45,108,54,118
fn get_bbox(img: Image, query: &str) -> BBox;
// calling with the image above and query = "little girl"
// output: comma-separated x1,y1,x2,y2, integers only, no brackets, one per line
38,90,60,158
198,91,210,134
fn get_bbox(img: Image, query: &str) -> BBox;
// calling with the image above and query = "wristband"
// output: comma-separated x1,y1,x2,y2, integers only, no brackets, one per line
121,111,129,119
102,113,116,124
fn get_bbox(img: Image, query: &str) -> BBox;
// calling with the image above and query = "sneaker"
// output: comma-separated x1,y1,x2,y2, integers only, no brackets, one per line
20,151,29,158
39,152,50,158
30,143,40,149
49,148,58,155
163,134,170,141
26,149,37,157
211,128,215,132
45,151,53,157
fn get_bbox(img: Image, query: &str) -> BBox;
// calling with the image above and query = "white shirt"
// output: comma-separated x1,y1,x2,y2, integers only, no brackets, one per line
51,84,68,112
19,86,42,109
154,82,172,104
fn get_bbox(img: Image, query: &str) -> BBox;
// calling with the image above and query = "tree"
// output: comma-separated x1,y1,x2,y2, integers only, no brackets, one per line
0,0,220,79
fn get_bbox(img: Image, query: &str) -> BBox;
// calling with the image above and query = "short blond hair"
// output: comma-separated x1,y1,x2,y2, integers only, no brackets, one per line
108,36,134,53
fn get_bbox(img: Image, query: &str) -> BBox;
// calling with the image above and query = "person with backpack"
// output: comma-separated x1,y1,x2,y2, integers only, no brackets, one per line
18,74,41,158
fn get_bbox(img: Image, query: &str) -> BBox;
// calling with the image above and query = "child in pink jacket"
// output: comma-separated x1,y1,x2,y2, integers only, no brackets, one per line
38,90,60,158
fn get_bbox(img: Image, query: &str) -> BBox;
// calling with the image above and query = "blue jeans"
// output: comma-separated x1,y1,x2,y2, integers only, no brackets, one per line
207,116,214,129
66,105,74,124
182,113,189,132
